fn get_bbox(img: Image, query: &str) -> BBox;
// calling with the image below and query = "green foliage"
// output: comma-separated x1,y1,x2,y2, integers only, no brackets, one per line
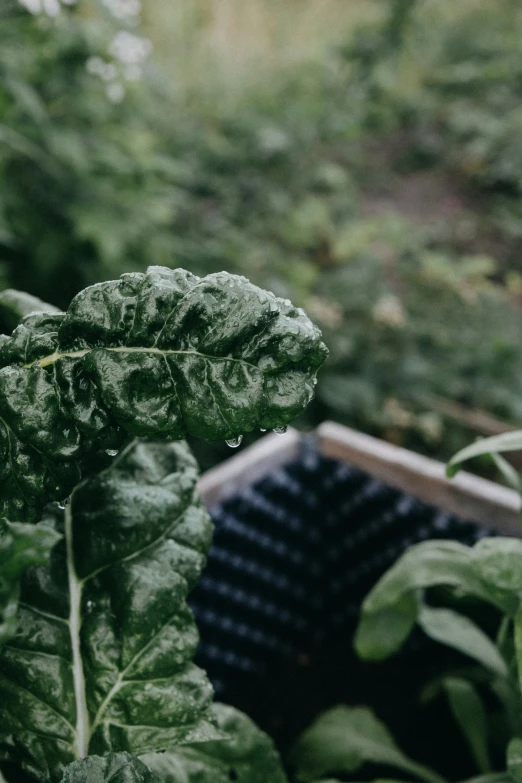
0,273,317,782
0,439,218,781
59,705,290,782
0,1,172,307
4,0,522,467
348,528,522,783
0,267,326,523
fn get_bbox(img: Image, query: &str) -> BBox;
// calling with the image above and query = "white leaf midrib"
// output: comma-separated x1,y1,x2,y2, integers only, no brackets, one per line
24,345,258,371
65,499,90,759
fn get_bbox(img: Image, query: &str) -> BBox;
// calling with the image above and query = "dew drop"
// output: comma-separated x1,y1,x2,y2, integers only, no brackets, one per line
106,449,118,457
225,435,243,448
273,426,288,435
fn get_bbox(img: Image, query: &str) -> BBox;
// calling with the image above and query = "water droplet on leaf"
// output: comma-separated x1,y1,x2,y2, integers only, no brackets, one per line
225,435,243,448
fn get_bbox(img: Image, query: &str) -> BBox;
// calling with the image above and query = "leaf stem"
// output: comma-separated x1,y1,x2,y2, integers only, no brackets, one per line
65,496,90,758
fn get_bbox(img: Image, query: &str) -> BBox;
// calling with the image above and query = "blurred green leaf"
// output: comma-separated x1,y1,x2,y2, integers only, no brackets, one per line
289,706,445,783
442,678,491,773
418,606,508,677
355,541,502,661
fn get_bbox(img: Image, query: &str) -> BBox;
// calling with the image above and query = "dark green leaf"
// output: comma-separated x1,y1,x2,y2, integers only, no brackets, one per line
0,289,62,333
418,606,508,677
0,440,219,782
442,678,490,774
288,706,445,783
142,703,289,783
0,267,327,523
60,752,160,783
0,520,60,647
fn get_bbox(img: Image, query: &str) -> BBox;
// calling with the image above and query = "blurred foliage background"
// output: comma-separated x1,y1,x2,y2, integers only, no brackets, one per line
2,0,522,467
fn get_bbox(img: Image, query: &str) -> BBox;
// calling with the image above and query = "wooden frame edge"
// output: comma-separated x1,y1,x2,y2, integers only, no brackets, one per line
198,421,522,536
317,421,522,536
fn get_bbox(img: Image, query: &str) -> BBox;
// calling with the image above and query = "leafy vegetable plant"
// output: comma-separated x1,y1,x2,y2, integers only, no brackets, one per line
291,430,522,783
0,266,327,783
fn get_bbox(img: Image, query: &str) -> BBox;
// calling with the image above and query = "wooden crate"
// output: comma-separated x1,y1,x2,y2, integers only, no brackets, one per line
198,421,522,537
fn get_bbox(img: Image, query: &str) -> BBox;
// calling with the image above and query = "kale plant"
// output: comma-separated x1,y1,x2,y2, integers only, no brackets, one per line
0,266,327,783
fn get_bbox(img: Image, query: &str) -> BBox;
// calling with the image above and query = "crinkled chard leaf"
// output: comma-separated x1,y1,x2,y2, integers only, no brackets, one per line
0,439,219,783
0,289,62,333
0,520,61,647
60,752,161,783
0,266,327,522
141,703,289,783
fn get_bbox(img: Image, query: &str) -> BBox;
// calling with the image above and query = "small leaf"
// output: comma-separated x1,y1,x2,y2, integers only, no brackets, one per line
418,606,508,678
0,440,219,782
0,267,327,523
142,703,289,783
442,677,490,774
448,431,522,477
288,706,445,783
0,289,62,332
0,520,60,647
507,738,522,783
60,752,160,782
354,592,420,661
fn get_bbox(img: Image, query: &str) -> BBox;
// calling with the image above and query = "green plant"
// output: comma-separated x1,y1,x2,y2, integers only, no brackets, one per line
290,430,522,783
0,265,327,782
8,0,522,471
